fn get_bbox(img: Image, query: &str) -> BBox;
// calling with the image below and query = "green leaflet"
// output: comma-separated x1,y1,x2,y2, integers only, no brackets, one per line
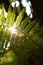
19,16,31,29
0,4,5,25
29,22,43,44
29,22,39,37
0,15,1,24
12,5,16,21
14,8,25,27
24,20,37,33
6,6,12,25
9,0,17,3
6,6,16,25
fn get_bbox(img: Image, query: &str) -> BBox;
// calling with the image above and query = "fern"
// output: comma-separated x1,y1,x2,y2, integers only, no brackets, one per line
0,4,43,65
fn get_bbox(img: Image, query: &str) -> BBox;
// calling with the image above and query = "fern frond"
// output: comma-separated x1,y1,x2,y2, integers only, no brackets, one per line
0,4,43,65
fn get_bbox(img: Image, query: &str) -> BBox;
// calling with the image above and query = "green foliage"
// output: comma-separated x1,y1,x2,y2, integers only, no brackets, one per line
0,4,43,65
14,8,25,27
9,0,17,3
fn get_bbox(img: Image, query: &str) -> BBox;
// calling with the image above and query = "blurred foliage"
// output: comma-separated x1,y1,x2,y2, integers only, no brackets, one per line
0,4,43,65
9,0,29,3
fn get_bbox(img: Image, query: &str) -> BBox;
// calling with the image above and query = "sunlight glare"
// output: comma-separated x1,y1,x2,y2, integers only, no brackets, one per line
21,0,27,7
28,1,32,6
30,13,33,18
16,1,20,7
21,0,31,16
8,26,18,35
6,42,10,50
11,2,15,7
26,3,31,16
11,1,20,7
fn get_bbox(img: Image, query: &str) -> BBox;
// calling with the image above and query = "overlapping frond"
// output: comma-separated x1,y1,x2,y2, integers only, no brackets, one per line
0,4,43,65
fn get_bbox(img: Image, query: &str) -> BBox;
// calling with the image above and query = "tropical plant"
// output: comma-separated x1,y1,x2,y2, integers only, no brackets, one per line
0,4,43,65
